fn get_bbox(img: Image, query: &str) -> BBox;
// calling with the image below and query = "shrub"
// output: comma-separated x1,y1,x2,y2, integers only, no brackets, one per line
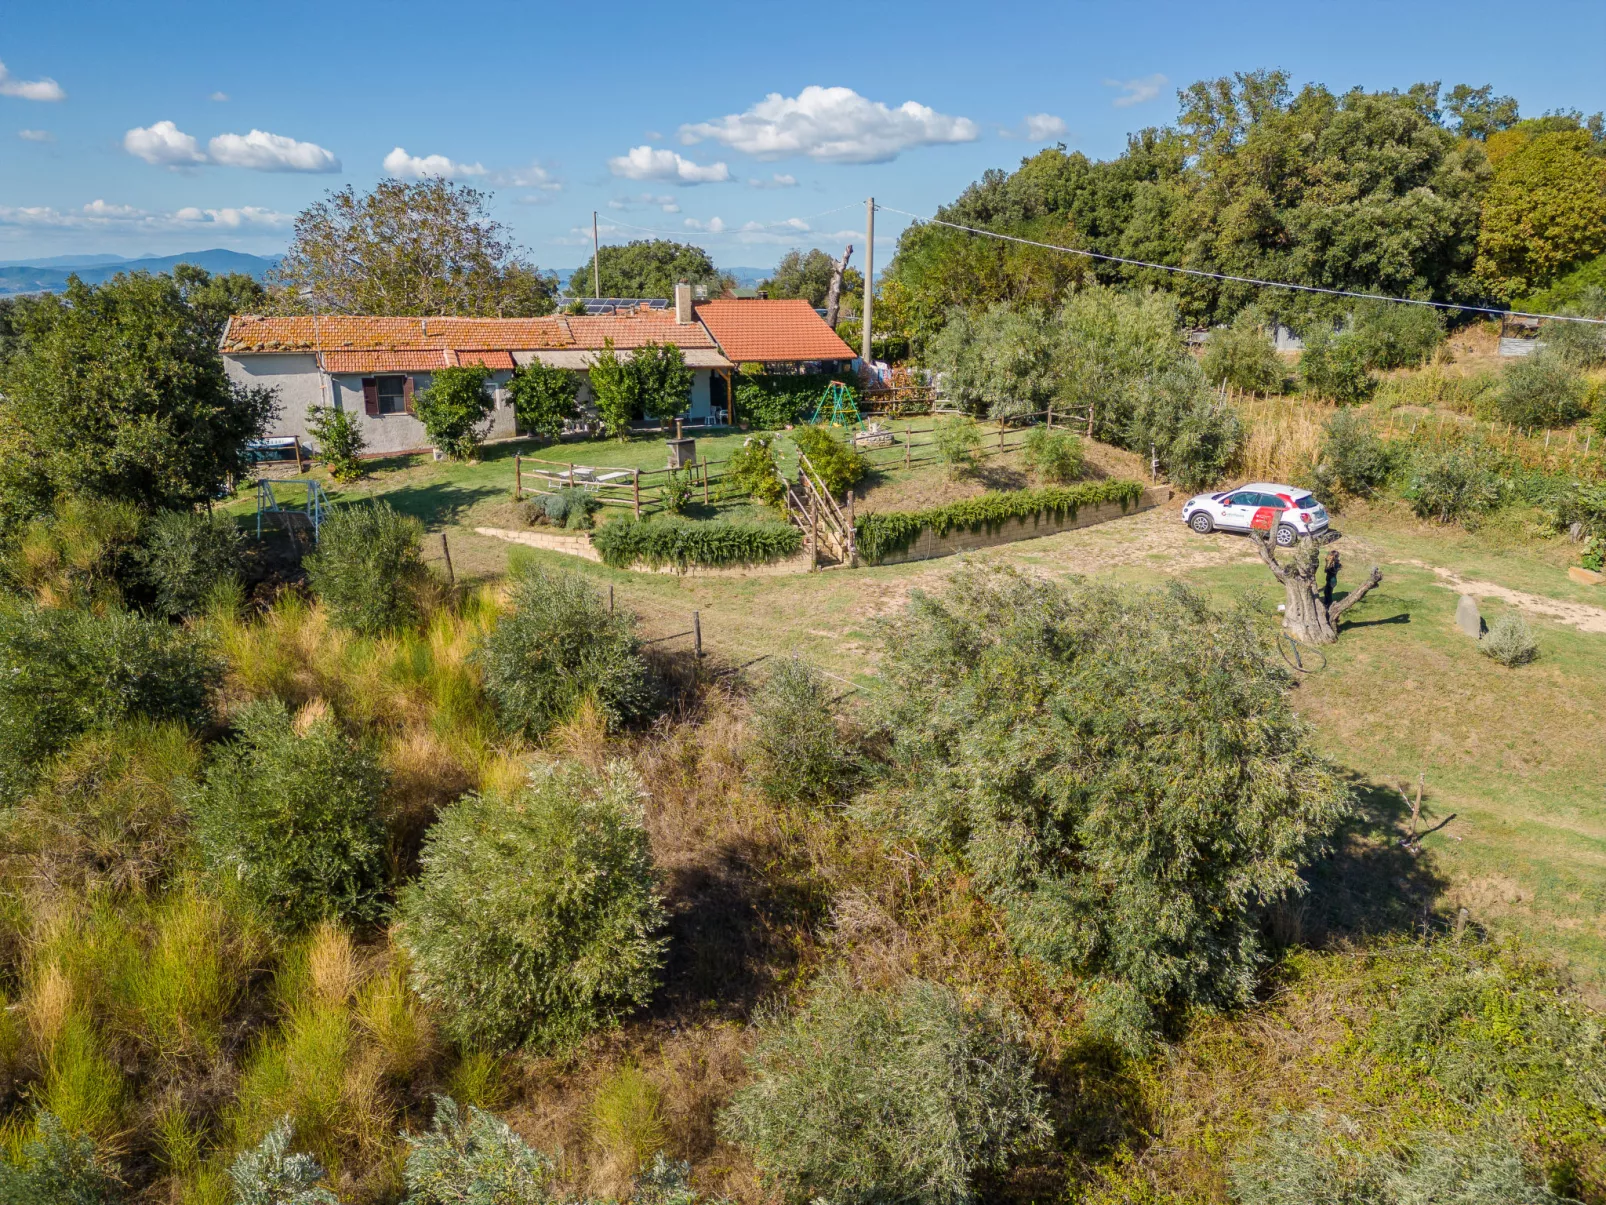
720,976,1050,1205
1313,409,1394,499
633,342,695,422
1229,1110,1568,1205
590,517,802,571
396,761,667,1052
589,339,639,440
1496,350,1588,429
734,373,844,430
5,497,142,610
933,415,982,478
192,699,389,933
1350,300,1445,370
0,1110,121,1205
854,481,1145,565
1021,427,1084,484
792,424,868,496
477,564,658,736
1299,328,1376,402
303,503,429,635
1482,612,1539,667
403,1096,554,1204
139,509,244,617
507,358,580,441
413,365,497,460
927,303,1059,419
863,568,1350,1048
659,467,695,516
227,1117,337,1205
1402,443,1505,526
0,602,216,804
719,434,786,509
1201,314,1285,394
532,486,599,531
1129,362,1244,490
1542,314,1606,370
306,406,366,482
591,1064,668,1188
747,659,857,806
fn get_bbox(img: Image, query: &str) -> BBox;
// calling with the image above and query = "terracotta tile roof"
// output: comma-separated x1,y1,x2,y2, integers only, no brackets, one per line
220,312,718,358
321,350,449,373
694,299,856,364
562,311,719,350
449,349,516,369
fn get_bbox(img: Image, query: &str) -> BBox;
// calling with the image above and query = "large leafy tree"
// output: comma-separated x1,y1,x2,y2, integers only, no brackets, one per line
271,178,556,316
0,271,278,538
1475,124,1606,300
760,248,863,309
568,239,730,299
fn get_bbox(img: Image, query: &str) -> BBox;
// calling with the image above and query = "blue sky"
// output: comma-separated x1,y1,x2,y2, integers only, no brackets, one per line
3,0,1604,271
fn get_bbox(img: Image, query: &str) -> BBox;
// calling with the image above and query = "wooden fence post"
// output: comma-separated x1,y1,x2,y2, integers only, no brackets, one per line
633,470,641,518
808,491,818,572
515,454,522,499
702,459,710,504
905,426,911,469
999,421,1005,453
439,532,454,585
693,611,702,660
1046,405,1053,430
609,585,614,614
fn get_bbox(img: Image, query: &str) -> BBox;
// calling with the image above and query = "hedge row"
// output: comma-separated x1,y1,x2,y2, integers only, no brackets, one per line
854,480,1146,564
591,517,803,570
735,374,852,430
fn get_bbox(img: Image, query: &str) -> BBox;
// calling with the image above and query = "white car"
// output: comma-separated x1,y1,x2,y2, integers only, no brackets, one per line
1182,482,1330,546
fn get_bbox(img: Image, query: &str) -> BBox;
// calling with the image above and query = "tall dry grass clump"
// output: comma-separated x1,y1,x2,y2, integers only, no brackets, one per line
1235,394,1333,484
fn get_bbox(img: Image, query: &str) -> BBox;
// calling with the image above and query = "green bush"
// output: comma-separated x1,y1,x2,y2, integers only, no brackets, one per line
306,406,367,482
719,434,786,509
192,699,389,933
863,568,1350,1048
1350,300,1445,370
1131,363,1245,490
0,1111,121,1205
531,487,600,531
1201,315,1285,394
402,1096,554,1205
734,374,845,430
792,424,868,497
1299,328,1376,402
720,976,1050,1205
139,509,244,617
590,517,802,571
1021,427,1084,484
0,602,216,804
1313,410,1394,500
5,497,142,611
477,563,658,736
304,503,429,636
854,481,1145,565
1496,350,1588,428
933,415,983,478
1482,612,1539,667
396,760,667,1052
1402,443,1505,526
507,359,580,441
227,1117,337,1205
1229,1110,1567,1205
1542,315,1606,371
413,365,496,460
747,659,857,806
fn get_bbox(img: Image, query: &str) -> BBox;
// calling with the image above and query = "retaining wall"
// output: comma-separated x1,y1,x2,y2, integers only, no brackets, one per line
474,527,814,577
863,484,1171,567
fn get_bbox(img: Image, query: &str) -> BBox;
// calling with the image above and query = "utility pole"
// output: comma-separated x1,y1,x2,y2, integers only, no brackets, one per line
862,197,874,366
592,211,601,299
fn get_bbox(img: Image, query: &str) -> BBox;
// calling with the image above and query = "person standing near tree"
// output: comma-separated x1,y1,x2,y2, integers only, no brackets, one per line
1323,549,1343,610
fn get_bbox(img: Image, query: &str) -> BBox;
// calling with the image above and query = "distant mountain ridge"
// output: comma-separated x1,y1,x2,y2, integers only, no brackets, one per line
0,249,279,296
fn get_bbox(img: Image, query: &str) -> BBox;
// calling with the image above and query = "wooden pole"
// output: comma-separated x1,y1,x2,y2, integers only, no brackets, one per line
293,439,305,473
702,459,710,504
633,469,640,518
439,532,454,585
609,585,614,614
515,453,522,500
809,491,818,572
693,611,702,660
905,425,911,469
862,197,874,365
1046,405,1053,430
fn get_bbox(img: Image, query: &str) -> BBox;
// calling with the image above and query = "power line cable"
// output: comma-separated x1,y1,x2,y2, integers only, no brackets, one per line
590,201,866,243
875,204,1606,326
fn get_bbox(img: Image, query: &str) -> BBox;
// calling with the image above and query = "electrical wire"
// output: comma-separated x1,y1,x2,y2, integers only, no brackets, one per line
875,204,1606,326
592,201,866,242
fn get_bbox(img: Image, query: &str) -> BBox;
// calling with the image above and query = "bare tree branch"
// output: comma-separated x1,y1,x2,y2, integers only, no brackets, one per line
1328,566,1383,623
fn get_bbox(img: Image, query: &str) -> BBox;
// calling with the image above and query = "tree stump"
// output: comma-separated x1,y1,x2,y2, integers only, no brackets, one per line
1250,529,1382,645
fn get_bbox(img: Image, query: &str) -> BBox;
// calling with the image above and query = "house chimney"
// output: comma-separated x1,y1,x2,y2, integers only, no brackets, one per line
675,280,693,324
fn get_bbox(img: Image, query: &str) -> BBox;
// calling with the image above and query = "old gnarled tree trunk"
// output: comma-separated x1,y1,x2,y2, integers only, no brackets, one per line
1251,530,1382,645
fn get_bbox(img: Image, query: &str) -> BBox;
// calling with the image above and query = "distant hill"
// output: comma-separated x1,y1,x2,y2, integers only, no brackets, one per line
0,249,278,296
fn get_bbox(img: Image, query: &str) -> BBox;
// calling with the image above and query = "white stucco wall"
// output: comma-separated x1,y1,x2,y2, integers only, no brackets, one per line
224,356,519,456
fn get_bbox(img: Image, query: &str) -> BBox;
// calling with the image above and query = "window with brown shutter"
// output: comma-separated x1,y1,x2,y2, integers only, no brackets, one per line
403,375,416,415
362,377,379,417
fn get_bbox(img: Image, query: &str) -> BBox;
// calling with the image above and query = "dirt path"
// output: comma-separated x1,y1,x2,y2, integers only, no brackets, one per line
1406,561,1606,634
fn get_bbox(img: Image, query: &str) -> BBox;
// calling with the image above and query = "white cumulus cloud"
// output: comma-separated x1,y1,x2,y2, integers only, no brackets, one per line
1024,113,1067,140
1105,74,1168,108
208,129,340,172
748,173,798,189
0,61,65,102
680,85,978,164
17,129,53,142
0,199,291,231
683,216,727,234
497,162,561,190
124,120,206,166
383,147,487,179
609,145,730,184
209,91,229,102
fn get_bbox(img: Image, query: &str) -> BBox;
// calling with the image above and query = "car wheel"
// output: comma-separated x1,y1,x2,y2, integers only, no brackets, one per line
1189,512,1213,534
1275,523,1298,547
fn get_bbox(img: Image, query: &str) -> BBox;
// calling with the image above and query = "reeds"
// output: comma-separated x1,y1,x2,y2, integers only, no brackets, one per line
1233,394,1333,485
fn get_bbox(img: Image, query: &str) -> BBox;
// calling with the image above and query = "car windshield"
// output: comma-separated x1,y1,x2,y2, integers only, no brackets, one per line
1292,495,1317,508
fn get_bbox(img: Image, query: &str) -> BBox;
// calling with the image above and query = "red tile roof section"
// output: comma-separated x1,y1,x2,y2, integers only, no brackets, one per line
693,299,856,364
321,350,449,374
449,349,517,369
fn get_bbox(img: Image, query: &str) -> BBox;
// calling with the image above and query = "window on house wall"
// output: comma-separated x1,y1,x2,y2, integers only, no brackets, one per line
376,375,407,414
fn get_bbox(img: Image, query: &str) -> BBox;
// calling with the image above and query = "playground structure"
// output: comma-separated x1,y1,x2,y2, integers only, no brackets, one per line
810,379,862,428
255,478,332,540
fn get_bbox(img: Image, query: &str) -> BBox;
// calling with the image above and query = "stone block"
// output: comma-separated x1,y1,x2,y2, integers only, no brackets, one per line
1455,594,1483,638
